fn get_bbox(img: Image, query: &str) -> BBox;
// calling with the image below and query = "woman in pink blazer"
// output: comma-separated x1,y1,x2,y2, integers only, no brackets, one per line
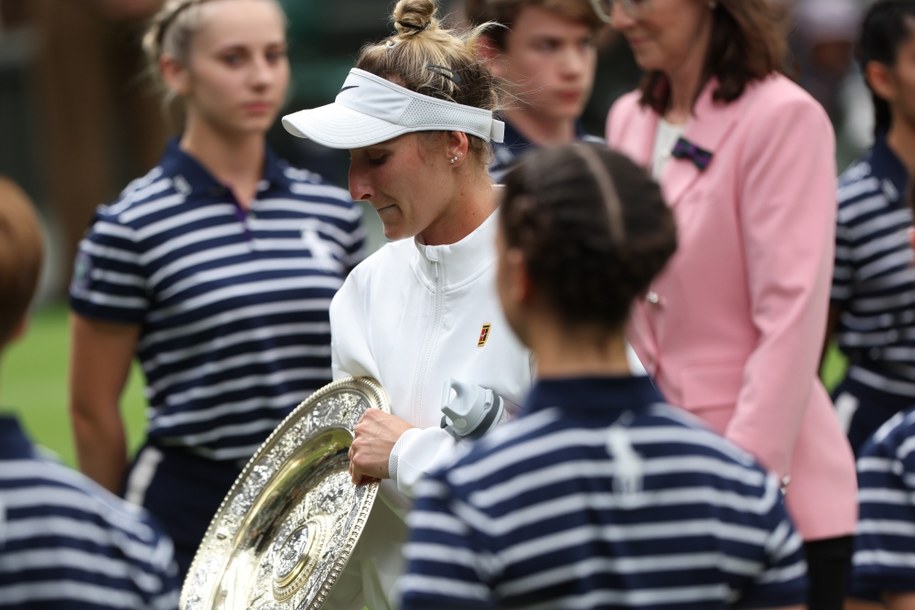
602,1,857,608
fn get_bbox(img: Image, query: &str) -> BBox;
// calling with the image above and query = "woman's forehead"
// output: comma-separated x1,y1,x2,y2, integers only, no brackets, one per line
192,0,285,47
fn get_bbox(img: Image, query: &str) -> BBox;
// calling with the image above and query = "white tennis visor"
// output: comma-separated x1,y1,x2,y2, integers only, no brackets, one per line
282,68,505,149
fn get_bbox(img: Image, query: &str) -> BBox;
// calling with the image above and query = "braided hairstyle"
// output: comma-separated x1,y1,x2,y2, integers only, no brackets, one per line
501,143,677,330
356,0,502,162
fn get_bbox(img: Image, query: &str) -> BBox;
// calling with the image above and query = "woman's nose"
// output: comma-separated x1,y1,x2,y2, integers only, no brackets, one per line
348,165,373,201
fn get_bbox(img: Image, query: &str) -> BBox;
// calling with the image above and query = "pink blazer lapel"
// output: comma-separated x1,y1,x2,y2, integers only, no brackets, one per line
606,94,657,169
661,80,741,206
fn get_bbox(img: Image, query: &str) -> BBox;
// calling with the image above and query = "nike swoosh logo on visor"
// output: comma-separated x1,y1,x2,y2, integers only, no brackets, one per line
340,86,359,92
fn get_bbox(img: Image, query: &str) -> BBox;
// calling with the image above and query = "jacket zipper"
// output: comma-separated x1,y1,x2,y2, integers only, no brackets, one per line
411,255,444,425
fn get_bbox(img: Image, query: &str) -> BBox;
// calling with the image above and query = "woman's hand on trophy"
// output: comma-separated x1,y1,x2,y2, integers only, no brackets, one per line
348,409,414,485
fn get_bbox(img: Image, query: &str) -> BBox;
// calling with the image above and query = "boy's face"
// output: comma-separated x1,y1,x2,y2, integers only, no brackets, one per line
494,5,598,124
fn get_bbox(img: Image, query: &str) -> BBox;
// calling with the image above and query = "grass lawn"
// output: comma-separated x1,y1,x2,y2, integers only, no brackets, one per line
1,301,147,468
821,342,848,392
2,300,850,470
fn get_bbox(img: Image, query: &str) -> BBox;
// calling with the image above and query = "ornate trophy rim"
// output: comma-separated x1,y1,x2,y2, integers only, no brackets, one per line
180,376,390,610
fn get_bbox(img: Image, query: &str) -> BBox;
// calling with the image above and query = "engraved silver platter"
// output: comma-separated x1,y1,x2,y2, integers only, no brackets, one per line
180,376,389,610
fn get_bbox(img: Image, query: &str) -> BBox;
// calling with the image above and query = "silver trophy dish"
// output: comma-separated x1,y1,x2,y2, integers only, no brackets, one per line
181,376,389,610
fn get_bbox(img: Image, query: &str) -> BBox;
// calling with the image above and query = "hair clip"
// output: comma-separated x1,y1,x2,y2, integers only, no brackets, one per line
427,64,462,85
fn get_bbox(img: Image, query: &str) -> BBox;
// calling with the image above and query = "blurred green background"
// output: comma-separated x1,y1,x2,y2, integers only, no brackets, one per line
2,303,147,467
3,300,849,469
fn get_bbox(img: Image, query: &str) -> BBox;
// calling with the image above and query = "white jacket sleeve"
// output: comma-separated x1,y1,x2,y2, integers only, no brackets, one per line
389,426,460,499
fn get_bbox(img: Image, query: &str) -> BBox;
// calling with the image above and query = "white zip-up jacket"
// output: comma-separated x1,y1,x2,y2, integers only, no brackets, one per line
331,208,533,505
326,208,534,609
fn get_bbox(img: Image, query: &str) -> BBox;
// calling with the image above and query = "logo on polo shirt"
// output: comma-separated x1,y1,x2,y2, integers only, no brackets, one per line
477,323,491,347
70,250,93,297
301,220,338,271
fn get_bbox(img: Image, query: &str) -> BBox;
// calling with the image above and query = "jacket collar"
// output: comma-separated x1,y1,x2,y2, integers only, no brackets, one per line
410,207,499,290
629,77,744,205
666,78,744,203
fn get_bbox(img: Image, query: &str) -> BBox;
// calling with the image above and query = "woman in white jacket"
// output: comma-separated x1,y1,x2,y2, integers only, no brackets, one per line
281,0,533,607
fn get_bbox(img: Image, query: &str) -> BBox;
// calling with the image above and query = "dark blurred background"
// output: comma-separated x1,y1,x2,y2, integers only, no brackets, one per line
0,0,870,302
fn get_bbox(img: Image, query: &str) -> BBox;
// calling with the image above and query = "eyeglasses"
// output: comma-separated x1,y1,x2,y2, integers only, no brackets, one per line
590,0,654,22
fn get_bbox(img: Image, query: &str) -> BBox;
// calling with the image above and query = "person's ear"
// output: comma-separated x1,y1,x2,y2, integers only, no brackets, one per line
446,131,471,167
475,35,507,79
160,54,191,98
504,248,532,304
865,60,895,102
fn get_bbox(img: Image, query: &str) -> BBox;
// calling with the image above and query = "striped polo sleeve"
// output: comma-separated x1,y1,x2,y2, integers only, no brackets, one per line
853,407,915,594
69,172,166,324
0,444,179,608
401,476,498,610
832,160,871,306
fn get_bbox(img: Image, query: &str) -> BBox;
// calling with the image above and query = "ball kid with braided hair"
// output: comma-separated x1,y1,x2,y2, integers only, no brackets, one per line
401,142,809,609
281,0,533,606
67,0,365,580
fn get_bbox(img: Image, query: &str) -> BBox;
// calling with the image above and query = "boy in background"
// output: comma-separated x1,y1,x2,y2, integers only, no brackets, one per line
465,0,605,181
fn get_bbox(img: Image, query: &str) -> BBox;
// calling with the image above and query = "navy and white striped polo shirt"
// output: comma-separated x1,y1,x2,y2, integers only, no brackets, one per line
853,406,915,596
0,415,179,609
401,376,808,610
832,134,914,396
69,141,365,462
489,121,605,183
